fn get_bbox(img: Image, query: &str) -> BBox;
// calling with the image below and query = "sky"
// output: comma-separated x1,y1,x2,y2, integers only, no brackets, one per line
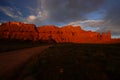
0,0,120,38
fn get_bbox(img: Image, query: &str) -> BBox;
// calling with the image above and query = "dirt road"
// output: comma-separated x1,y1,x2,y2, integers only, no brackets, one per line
0,45,52,79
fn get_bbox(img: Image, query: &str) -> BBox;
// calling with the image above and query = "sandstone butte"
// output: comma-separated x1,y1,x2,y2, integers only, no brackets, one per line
0,22,120,44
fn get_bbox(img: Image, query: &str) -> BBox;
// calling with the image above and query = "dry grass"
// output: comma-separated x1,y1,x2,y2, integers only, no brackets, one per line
16,43,120,80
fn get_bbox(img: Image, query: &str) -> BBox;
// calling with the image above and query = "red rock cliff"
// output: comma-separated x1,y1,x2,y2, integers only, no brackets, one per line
0,22,119,43
37,25,112,43
0,22,38,41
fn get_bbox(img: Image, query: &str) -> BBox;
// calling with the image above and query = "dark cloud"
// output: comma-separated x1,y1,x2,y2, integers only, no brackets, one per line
102,0,120,36
44,0,105,23
0,0,120,37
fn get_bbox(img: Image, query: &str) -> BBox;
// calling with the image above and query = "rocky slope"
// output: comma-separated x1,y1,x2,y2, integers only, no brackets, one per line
0,22,119,43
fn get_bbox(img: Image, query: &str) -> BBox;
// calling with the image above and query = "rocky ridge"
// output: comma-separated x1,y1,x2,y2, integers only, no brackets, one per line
0,22,119,44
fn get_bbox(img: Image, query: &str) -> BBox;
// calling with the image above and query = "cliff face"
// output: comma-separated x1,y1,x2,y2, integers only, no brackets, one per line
37,25,111,43
0,22,38,41
0,22,117,43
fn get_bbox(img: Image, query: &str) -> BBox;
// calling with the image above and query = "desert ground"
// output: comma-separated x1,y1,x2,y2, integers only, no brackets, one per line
0,43,120,80
18,44,120,80
0,45,52,80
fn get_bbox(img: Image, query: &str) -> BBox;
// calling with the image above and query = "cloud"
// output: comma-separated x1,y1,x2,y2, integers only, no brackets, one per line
36,0,49,20
67,19,120,37
0,5,48,25
23,10,49,25
100,0,120,36
20,0,49,25
68,20,103,26
0,0,105,26
17,11,22,16
25,15,37,23
0,6,16,18
67,20,104,31
0,0,120,38
37,11,49,20
28,15,36,20
41,0,105,23
39,0,120,37
0,5,23,20
112,35,120,38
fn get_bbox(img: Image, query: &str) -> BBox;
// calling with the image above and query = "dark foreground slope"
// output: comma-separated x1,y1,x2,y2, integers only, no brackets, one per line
0,45,51,80
0,39,47,53
16,44,120,80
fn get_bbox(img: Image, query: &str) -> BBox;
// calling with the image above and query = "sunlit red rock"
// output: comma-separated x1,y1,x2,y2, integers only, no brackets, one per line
37,25,113,43
0,22,120,43
0,22,38,41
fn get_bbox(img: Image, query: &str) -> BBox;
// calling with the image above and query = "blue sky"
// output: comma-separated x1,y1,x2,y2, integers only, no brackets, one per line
0,0,120,38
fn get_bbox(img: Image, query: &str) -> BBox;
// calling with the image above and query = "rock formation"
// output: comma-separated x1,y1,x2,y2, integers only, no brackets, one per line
0,22,38,42
0,22,119,44
37,25,112,43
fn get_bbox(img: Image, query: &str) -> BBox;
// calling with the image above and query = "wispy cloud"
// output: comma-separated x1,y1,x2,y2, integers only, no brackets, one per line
0,0,49,25
0,6,37,24
23,0,49,25
22,10,48,24
67,19,120,37
0,6,17,18
0,6,23,19
67,20,104,31
17,11,22,16
68,20,103,26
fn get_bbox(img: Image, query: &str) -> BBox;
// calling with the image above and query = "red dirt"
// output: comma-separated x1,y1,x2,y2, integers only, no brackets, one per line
0,45,52,79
